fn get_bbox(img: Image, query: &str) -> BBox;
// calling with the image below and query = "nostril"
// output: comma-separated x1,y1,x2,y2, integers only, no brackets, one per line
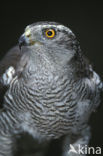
26,34,31,38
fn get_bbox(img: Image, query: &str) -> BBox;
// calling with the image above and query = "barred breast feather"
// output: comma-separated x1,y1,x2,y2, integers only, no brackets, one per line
3,55,102,140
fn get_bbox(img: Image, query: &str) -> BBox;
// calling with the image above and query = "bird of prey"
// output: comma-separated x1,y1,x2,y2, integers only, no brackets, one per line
0,21,102,156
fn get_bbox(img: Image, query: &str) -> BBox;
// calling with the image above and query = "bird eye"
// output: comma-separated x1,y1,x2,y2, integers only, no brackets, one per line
45,29,55,38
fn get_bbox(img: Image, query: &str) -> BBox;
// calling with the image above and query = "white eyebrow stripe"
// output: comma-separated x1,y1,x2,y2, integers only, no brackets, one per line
57,25,72,33
36,24,73,33
25,24,74,37
38,25,57,29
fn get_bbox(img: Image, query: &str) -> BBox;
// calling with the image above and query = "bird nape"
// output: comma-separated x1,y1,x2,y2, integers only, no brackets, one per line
0,21,102,156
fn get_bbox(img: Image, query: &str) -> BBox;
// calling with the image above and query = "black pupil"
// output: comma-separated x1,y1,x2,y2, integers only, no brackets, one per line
47,31,53,36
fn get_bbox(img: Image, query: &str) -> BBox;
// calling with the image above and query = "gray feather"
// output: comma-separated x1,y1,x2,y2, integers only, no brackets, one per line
0,21,102,156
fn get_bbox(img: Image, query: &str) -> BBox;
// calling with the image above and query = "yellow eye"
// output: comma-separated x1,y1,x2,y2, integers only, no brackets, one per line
45,29,55,38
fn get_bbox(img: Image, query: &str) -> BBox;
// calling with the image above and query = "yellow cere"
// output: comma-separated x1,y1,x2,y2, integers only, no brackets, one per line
25,29,31,37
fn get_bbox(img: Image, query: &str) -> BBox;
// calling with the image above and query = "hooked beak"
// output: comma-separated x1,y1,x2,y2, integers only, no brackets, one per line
19,34,27,50
19,28,41,50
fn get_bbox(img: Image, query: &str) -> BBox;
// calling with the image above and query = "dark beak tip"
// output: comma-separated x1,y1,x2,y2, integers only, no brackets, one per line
18,35,25,50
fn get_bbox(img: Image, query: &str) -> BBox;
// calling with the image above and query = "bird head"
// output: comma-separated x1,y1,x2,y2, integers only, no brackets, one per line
19,21,80,67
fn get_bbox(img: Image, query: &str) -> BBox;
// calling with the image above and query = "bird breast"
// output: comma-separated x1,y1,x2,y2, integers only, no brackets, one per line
4,68,78,139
